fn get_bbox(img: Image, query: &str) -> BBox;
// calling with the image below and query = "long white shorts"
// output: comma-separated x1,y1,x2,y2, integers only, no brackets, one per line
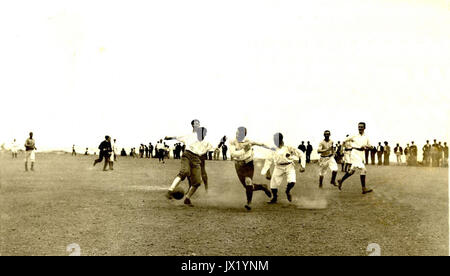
350,151,367,175
319,156,338,176
25,150,36,162
270,163,296,189
344,151,352,163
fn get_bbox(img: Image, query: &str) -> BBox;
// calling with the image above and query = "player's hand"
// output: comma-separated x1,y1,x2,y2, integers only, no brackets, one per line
299,166,305,173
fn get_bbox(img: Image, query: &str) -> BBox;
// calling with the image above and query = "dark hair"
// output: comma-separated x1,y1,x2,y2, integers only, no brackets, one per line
191,119,200,126
358,122,366,128
105,135,110,140
324,130,331,135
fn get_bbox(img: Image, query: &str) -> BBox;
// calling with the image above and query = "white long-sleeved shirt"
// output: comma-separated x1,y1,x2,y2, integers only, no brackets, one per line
176,133,213,156
344,133,371,160
261,145,306,174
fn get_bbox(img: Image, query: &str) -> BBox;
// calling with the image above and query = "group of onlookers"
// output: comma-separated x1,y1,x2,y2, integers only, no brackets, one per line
330,140,448,167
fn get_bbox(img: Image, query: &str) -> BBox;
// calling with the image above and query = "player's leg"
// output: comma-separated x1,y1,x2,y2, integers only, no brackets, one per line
318,158,327,188
285,165,296,202
93,152,104,166
358,167,372,194
235,162,252,209
337,166,355,190
24,152,29,171
167,155,190,198
103,155,110,171
30,151,36,171
184,160,202,206
200,156,208,191
268,166,283,204
329,158,338,186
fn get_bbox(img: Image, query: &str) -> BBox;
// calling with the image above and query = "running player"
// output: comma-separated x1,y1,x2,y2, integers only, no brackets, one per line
261,132,306,204
165,126,213,206
343,135,352,172
228,126,273,210
337,122,373,194
317,130,338,188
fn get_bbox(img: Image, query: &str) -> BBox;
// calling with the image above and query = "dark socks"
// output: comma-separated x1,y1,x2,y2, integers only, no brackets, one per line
360,175,366,188
245,186,253,205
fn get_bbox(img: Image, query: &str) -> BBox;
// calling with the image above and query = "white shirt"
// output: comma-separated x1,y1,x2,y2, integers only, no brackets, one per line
345,133,371,160
11,141,18,150
228,138,271,163
156,142,165,150
262,145,306,174
176,133,213,156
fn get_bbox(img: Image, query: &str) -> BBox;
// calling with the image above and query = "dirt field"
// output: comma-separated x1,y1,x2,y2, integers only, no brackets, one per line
0,152,448,256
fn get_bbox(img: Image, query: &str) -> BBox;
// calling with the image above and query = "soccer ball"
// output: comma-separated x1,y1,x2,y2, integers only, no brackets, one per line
171,187,185,200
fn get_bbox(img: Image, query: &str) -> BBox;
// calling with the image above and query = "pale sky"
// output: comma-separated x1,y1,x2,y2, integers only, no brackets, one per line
1,0,449,154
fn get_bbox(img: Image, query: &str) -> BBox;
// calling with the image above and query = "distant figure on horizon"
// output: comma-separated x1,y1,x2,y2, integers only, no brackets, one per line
394,143,403,165
306,141,313,163
24,132,37,172
72,145,76,156
298,141,306,153
422,140,432,166
383,141,390,165
93,136,112,171
222,144,228,160
410,142,418,166
444,142,448,167
85,148,89,155
370,145,377,165
377,142,384,165
149,143,154,158
11,139,18,159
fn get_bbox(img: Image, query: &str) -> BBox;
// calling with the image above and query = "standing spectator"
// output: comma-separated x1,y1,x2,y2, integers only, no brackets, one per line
422,140,432,166
364,147,370,165
121,148,127,157
214,147,220,160
298,141,306,153
376,142,384,165
438,142,443,167
156,140,165,163
149,143,154,158
109,138,117,170
208,149,213,160
24,132,37,172
410,141,418,166
334,141,343,165
11,139,18,159
443,142,448,167
394,143,403,165
370,145,377,165
306,141,313,164
72,145,77,156
85,148,89,155
93,136,112,171
145,145,149,158
383,142,391,165
404,144,410,165
222,144,228,160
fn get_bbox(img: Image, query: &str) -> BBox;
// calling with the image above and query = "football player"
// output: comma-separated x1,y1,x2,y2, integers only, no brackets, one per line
261,132,306,204
317,130,338,188
228,126,273,210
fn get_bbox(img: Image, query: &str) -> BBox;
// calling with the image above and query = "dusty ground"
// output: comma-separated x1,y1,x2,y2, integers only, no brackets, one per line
0,152,448,256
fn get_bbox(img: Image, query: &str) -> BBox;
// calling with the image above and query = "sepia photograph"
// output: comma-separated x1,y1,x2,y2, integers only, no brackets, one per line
0,0,449,262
